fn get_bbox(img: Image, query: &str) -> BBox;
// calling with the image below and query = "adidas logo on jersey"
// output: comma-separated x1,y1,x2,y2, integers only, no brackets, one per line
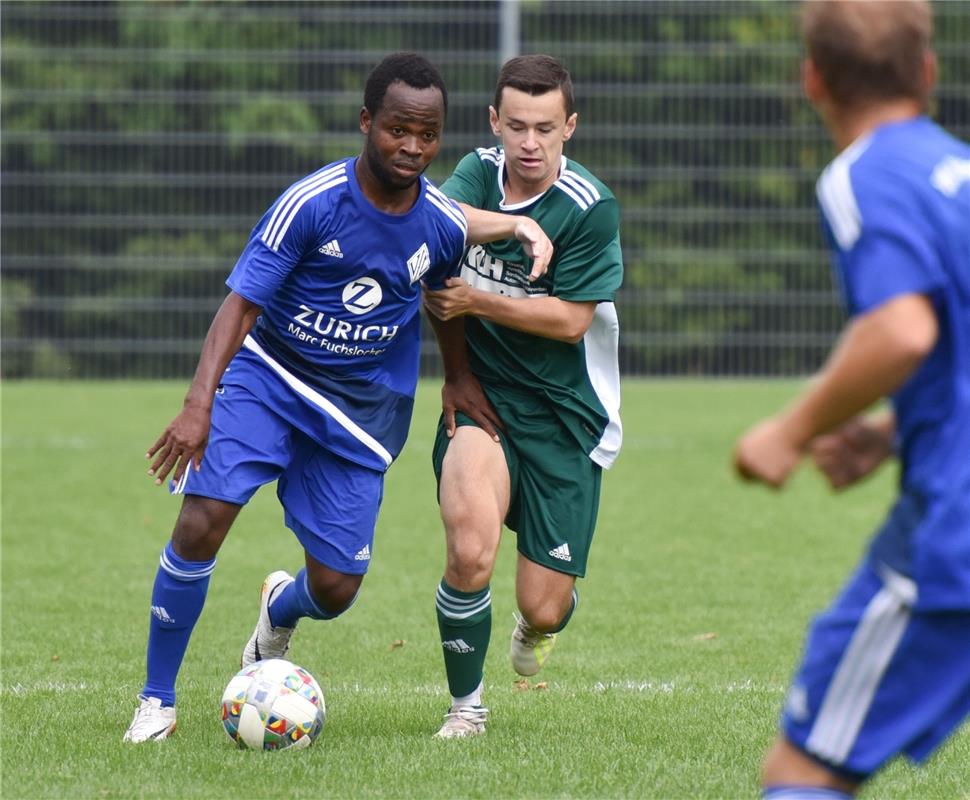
407,242,431,283
549,543,572,562
318,239,344,258
151,605,175,624
442,638,475,654
354,544,371,561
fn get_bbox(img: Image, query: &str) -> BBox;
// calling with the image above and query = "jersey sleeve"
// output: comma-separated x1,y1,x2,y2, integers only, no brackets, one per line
552,198,624,302
440,151,489,207
820,166,945,316
226,193,319,306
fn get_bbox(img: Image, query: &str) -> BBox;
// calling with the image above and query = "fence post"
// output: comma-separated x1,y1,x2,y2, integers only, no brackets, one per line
499,0,520,65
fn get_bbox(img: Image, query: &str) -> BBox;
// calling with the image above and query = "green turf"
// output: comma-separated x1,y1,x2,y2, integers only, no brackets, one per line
2,381,967,799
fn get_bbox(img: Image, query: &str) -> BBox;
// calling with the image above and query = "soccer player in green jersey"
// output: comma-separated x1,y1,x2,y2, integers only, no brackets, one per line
422,54,623,738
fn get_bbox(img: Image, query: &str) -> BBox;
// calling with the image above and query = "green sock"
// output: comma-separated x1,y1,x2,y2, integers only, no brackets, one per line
435,579,491,699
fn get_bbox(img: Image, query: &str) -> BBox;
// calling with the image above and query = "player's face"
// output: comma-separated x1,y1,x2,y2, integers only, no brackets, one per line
359,82,444,192
490,87,577,196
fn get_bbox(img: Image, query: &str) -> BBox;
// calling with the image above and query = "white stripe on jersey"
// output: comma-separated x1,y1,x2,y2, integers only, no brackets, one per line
585,301,622,469
241,334,393,467
426,184,468,238
805,584,911,765
475,147,501,164
561,170,601,206
261,164,348,251
554,179,592,210
816,134,871,251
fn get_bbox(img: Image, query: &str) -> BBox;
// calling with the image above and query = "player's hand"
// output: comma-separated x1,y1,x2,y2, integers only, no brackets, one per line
512,217,552,281
733,416,803,489
441,370,503,442
423,278,474,321
810,417,894,491
146,404,211,487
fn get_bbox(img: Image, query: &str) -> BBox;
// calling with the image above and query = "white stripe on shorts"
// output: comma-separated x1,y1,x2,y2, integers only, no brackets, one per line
805,585,911,764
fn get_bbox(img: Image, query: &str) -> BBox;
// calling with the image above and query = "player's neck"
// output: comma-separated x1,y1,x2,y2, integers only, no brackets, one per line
826,99,924,153
503,172,557,206
355,156,420,214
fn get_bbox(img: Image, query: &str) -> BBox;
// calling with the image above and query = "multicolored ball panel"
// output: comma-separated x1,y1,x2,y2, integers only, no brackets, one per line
219,658,325,750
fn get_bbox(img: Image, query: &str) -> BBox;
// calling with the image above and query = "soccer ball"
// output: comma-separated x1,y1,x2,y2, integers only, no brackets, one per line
221,658,325,750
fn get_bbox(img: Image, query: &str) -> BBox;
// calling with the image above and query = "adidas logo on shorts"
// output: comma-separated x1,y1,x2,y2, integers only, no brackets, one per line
354,544,371,561
549,543,572,562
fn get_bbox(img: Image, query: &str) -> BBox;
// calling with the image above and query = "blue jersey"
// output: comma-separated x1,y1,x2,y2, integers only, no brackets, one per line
225,157,467,472
816,116,970,608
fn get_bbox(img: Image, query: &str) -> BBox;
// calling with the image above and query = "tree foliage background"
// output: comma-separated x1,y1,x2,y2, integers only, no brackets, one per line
3,1,968,378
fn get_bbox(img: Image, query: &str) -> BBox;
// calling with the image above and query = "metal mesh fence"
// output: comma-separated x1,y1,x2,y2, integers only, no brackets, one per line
3,1,969,378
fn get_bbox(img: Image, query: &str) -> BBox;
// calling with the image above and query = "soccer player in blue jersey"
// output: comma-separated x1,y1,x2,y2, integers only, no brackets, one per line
123,52,552,743
734,1,970,796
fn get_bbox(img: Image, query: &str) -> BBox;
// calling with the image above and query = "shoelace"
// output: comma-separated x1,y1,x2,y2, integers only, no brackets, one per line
512,614,552,647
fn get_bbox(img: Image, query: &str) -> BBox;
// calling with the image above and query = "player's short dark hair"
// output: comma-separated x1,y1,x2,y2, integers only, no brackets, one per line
363,52,448,117
801,0,932,108
493,54,575,118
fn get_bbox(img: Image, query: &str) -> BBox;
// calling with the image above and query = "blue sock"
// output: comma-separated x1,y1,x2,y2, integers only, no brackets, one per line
763,787,854,799
141,542,215,707
268,568,355,628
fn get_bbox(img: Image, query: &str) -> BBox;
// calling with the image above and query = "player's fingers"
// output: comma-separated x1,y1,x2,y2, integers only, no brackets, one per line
146,432,168,459
152,449,181,485
148,443,171,476
444,406,457,439
528,245,552,281
468,407,500,442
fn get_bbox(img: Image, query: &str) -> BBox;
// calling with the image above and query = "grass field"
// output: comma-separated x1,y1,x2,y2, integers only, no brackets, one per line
2,380,968,799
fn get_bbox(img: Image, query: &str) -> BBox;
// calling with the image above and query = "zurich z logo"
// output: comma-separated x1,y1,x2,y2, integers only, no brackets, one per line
342,277,382,315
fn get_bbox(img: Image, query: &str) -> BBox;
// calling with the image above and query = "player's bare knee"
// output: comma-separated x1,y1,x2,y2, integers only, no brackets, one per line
305,568,363,616
171,496,238,560
520,598,569,633
445,542,495,588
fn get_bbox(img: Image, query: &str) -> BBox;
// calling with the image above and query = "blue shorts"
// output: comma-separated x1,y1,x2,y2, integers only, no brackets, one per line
781,559,970,780
173,382,383,575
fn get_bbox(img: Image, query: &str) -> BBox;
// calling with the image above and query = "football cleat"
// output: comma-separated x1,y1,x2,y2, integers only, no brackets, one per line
510,613,557,676
241,570,296,668
123,695,177,743
433,704,488,739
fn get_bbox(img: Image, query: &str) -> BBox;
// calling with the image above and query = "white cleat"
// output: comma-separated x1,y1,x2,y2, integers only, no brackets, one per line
433,705,488,739
510,614,557,677
123,695,177,743
241,570,296,667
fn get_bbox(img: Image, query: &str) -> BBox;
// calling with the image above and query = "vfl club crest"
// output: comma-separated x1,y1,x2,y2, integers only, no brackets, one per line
407,243,431,284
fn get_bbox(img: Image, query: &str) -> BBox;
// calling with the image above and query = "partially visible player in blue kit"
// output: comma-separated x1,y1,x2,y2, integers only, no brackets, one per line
734,2,970,797
123,52,552,743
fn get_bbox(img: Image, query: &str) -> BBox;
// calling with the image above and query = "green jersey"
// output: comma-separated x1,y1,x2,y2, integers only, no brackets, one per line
441,147,623,468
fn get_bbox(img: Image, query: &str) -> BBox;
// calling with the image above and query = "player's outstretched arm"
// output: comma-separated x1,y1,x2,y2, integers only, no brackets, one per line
147,291,262,486
458,203,552,281
424,277,596,344
734,293,936,489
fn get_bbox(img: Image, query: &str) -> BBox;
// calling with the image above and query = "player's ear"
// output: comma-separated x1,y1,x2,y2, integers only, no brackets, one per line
562,112,578,142
359,107,372,135
801,57,826,107
488,105,501,137
922,49,938,98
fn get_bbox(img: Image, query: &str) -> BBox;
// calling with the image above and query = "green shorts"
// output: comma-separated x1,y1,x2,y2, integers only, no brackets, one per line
432,389,602,577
